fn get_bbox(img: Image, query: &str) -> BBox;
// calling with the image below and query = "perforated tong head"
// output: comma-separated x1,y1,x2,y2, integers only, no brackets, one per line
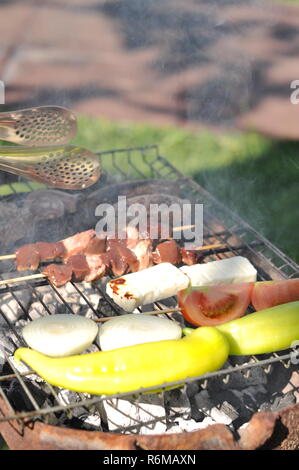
0,106,77,146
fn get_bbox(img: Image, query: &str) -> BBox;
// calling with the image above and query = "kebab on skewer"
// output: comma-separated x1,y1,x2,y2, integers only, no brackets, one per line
3,227,204,285
0,224,256,289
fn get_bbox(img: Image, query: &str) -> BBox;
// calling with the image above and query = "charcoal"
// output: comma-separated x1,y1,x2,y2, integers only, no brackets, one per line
192,383,269,427
191,389,213,422
29,300,55,319
97,297,122,318
265,361,296,395
0,155,297,440
164,388,191,423
76,413,103,431
0,327,23,353
260,391,296,413
6,378,49,412
194,389,214,412
56,389,97,419
165,416,214,433
101,394,167,435
218,401,239,423
232,384,268,412
205,363,268,393
0,289,32,324
7,355,44,382
62,415,102,432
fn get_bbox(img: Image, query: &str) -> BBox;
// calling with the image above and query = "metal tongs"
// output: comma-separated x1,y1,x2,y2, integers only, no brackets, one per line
0,106,101,189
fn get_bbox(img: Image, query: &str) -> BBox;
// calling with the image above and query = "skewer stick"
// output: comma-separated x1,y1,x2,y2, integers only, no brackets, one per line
0,273,45,286
0,240,226,262
0,240,247,286
0,254,16,260
194,242,226,251
172,224,195,232
94,308,181,323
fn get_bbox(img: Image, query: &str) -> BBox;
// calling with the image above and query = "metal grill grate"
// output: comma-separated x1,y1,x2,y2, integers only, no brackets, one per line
0,145,298,436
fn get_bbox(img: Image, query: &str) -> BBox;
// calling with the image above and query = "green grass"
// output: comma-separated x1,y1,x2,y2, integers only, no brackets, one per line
0,116,298,264
72,116,299,264
0,116,297,449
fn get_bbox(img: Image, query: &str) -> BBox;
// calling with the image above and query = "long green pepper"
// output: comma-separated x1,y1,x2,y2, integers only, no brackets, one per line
14,326,229,395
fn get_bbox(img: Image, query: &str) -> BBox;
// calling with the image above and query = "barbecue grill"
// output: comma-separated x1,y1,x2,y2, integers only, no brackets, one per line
0,145,298,450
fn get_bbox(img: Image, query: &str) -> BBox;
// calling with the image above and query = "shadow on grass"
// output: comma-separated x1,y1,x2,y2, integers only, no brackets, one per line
192,139,299,263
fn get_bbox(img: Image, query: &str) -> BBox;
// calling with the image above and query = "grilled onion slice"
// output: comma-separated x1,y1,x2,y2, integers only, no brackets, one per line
22,314,98,357
98,313,182,351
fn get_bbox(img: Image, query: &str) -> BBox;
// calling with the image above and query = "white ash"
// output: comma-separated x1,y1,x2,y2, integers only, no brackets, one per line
259,391,296,413
0,273,297,434
102,394,167,435
0,287,32,325
79,413,103,431
27,301,55,320
165,416,216,434
164,388,210,433
7,354,45,383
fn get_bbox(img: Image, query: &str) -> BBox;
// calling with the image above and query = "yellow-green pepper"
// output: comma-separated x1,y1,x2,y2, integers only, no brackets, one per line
14,326,229,395
217,301,299,355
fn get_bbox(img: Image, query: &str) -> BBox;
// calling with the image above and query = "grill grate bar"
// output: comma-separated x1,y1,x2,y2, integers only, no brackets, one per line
0,145,298,433
0,348,298,425
5,354,41,412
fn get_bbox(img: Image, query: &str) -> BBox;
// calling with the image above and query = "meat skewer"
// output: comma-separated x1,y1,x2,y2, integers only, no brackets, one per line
0,224,197,263
1,235,222,269
0,240,260,290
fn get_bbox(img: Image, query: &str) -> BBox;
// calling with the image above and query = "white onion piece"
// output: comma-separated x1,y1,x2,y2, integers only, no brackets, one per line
22,314,98,357
98,314,182,351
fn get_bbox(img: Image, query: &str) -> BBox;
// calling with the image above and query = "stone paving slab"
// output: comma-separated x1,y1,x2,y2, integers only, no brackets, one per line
0,0,299,139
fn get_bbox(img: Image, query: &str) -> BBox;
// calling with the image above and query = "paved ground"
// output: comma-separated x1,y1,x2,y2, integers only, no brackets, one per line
1,0,299,139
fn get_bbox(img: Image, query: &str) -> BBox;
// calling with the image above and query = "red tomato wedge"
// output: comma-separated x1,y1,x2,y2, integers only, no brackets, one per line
178,282,254,327
251,279,299,311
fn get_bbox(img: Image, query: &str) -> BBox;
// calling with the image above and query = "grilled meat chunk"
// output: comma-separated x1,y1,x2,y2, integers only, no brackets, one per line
35,241,65,261
152,240,182,265
61,229,96,260
106,240,140,276
84,254,107,282
131,239,153,271
66,254,90,282
15,244,40,271
42,264,73,287
180,248,204,266
83,235,106,255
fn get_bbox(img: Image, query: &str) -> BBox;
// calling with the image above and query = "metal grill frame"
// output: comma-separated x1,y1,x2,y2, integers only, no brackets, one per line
0,144,298,436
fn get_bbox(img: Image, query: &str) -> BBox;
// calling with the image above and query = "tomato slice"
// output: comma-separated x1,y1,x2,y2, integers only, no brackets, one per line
178,283,254,326
251,279,299,311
